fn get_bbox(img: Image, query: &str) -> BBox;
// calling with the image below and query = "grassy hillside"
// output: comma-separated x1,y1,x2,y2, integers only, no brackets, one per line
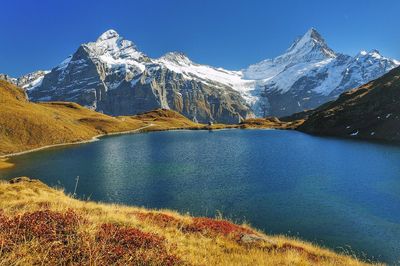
0,81,210,157
0,80,145,156
0,177,377,266
297,66,400,142
240,117,304,129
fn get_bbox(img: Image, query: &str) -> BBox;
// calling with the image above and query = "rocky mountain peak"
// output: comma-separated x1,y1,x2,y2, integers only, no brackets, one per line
357,49,381,58
97,29,120,42
159,52,191,65
83,29,146,67
284,28,336,60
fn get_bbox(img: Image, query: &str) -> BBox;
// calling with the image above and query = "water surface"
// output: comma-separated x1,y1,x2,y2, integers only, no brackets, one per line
1,130,400,264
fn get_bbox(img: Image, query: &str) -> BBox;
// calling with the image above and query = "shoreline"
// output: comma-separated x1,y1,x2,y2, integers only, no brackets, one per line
0,124,155,159
0,123,241,161
0,120,291,163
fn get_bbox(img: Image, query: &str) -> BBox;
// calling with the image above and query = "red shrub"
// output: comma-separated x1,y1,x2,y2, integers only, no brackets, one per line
182,217,254,239
134,212,182,228
15,209,81,242
0,209,86,264
0,210,183,265
96,223,182,265
97,223,165,250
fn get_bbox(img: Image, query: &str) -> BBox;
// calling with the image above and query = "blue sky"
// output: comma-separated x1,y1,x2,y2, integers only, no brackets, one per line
1,0,399,76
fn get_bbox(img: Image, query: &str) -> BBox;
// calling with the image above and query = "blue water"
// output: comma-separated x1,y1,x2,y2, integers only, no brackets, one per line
1,130,400,264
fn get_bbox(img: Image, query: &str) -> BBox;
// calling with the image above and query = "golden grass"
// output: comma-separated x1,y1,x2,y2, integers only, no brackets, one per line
0,80,149,156
240,117,304,129
0,178,381,266
0,159,14,170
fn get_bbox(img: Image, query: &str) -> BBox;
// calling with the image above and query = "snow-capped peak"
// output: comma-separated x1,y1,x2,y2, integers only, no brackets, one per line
369,49,382,59
359,50,368,56
159,52,192,65
82,29,148,75
97,29,120,41
243,28,336,80
355,49,386,61
84,29,145,61
283,28,336,60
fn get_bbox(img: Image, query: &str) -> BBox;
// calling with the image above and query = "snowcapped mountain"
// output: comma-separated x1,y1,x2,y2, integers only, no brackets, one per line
25,28,399,121
243,28,399,116
0,71,49,90
17,70,49,90
28,30,253,123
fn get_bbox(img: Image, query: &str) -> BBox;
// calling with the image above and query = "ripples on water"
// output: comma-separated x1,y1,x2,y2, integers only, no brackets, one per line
1,130,400,263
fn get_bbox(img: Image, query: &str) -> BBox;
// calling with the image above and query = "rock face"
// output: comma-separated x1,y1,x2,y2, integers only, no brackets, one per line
27,30,253,123
24,28,399,120
243,28,399,117
297,66,400,142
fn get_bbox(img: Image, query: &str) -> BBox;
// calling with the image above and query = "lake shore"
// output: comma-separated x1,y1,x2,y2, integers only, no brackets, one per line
0,115,298,165
0,124,155,159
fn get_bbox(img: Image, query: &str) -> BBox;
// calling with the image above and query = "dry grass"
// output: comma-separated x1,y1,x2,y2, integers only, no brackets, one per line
0,177,380,266
0,159,14,170
240,117,304,129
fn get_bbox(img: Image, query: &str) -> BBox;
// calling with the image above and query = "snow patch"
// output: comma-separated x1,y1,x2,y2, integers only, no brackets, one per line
350,131,359,136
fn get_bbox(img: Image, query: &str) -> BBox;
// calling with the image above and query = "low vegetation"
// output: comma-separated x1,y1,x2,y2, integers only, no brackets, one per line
239,117,304,129
0,177,379,265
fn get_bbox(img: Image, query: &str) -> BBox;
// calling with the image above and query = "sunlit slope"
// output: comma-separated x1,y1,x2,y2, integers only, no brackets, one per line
0,177,378,266
0,80,204,156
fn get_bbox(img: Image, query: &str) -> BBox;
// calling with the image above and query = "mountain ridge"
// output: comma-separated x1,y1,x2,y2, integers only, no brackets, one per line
11,28,399,120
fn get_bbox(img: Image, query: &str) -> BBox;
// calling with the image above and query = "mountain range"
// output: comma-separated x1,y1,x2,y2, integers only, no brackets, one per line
2,28,399,122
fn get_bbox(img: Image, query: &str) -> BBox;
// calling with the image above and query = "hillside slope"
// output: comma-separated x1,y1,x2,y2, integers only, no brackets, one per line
0,177,376,266
297,66,400,142
0,80,202,156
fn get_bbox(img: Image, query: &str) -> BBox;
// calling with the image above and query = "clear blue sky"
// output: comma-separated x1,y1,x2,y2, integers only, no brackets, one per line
1,0,399,76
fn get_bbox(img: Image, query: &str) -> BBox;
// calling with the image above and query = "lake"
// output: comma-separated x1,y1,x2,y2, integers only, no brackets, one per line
1,129,400,264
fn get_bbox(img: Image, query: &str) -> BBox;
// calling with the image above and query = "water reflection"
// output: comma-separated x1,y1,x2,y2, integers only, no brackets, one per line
1,130,400,264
